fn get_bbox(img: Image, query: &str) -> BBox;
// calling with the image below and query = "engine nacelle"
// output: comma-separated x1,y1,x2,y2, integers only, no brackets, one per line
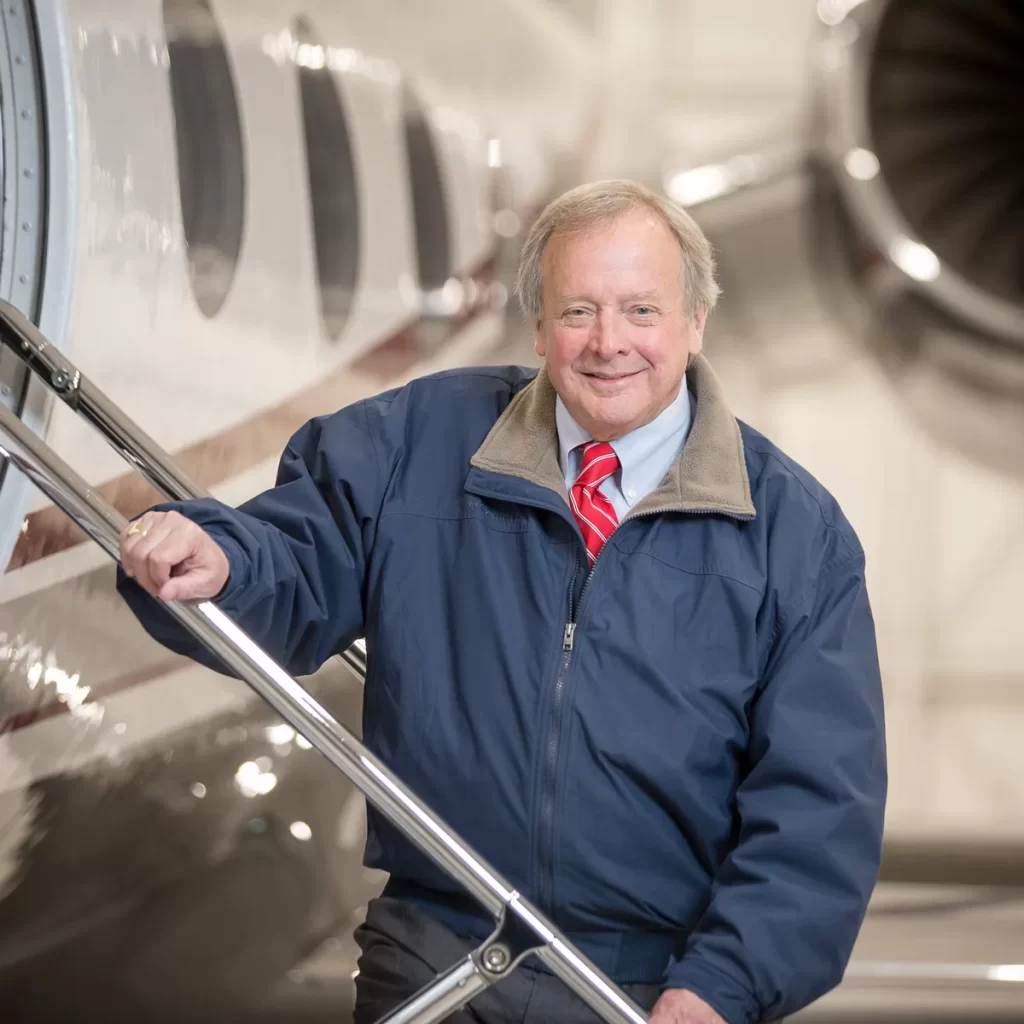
667,0,1024,479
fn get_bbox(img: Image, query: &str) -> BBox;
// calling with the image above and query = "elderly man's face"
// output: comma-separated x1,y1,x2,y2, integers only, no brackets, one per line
534,209,705,442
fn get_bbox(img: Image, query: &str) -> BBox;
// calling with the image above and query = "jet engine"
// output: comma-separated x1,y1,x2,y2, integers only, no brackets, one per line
815,0,1024,476
667,0,1024,479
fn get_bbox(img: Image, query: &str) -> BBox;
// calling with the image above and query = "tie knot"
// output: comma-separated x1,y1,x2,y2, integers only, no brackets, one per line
571,442,619,564
575,441,619,490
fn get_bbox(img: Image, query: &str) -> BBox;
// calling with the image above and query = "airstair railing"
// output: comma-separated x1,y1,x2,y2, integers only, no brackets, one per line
0,300,648,1024
0,301,367,679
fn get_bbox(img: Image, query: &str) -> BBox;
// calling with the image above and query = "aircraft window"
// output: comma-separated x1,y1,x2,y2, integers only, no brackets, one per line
403,86,451,292
163,0,245,318
294,19,360,340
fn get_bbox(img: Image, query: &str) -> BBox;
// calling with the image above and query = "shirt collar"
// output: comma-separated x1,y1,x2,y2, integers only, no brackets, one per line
469,358,756,520
556,376,692,497
555,396,594,474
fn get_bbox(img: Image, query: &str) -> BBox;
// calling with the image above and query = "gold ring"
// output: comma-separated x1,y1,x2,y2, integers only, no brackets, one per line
126,520,148,538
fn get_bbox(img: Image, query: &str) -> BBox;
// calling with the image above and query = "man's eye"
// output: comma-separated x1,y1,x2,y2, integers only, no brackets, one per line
565,308,589,318
633,306,654,316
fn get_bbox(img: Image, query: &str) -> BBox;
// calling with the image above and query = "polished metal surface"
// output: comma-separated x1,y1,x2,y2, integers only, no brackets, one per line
0,299,205,499
0,0,49,560
377,956,488,1024
0,368,647,1024
666,0,1024,341
0,299,371,685
663,0,1024,481
810,0,1024,479
816,0,1024,345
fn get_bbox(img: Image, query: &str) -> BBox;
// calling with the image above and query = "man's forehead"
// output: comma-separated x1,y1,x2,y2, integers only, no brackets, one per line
543,234,682,285
551,288,664,302
545,215,677,264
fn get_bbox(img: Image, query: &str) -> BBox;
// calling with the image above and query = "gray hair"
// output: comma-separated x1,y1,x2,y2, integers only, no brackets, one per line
514,179,721,323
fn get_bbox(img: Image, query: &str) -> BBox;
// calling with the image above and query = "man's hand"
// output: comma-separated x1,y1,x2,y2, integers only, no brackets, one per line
119,510,229,602
649,989,728,1024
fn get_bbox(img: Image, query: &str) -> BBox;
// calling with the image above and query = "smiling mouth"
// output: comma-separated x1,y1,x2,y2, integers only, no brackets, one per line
582,370,640,382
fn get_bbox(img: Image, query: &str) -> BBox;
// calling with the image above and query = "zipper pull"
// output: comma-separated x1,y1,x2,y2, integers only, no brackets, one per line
563,622,576,651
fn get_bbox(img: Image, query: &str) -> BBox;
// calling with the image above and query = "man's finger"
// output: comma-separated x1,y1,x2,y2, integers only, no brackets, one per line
119,518,148,566
121,511,161,546
158,568,214,604
124,517,179,595
120,512,163,574
157,577,186,603
118,511,228,602
127,515,175,558
137,527,198,591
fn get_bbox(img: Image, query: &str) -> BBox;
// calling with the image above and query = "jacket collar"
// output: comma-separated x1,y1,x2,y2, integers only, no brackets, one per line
469,355,756,520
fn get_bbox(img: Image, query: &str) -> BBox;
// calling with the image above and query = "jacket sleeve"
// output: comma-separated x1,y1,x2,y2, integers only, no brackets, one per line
664,553,887,1023
115,393,395,678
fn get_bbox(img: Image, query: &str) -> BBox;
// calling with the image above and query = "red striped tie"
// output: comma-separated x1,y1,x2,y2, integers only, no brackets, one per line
570,441,620,564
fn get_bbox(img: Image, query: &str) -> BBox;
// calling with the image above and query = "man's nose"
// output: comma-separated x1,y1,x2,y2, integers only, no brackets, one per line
591,309,630,359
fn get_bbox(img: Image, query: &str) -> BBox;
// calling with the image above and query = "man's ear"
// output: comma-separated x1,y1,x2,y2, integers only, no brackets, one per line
534,323,547,358
688,309,707,359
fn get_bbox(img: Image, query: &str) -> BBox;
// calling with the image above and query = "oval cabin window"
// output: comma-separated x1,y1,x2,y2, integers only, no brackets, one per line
402,85,451,293
163,0,245,318
294,19,360,340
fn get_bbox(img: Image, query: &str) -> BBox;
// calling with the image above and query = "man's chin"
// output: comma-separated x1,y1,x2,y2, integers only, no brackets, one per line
579,397,646,440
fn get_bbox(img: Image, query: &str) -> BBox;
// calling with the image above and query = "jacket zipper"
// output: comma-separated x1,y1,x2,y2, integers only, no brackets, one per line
537,553,594,914
536,506,751,913
565,504,752,642
562,564,596,651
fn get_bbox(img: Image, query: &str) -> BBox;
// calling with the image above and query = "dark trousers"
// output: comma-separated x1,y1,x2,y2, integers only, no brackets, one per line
353,898,662,1024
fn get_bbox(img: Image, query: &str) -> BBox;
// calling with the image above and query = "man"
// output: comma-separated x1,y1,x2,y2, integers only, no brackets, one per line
117,180,887,1024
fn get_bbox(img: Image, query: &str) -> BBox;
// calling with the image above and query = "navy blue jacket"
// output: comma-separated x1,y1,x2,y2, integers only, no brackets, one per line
118,358,887,1023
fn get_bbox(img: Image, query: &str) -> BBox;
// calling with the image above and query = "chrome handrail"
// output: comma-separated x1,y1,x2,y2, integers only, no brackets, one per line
0,299,367,678
0,302,647,1024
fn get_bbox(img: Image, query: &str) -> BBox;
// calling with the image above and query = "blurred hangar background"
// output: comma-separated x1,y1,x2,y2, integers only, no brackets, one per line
1,1,1022,1020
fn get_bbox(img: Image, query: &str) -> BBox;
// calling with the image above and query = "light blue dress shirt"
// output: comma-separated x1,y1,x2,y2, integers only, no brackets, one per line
555,377,693,522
